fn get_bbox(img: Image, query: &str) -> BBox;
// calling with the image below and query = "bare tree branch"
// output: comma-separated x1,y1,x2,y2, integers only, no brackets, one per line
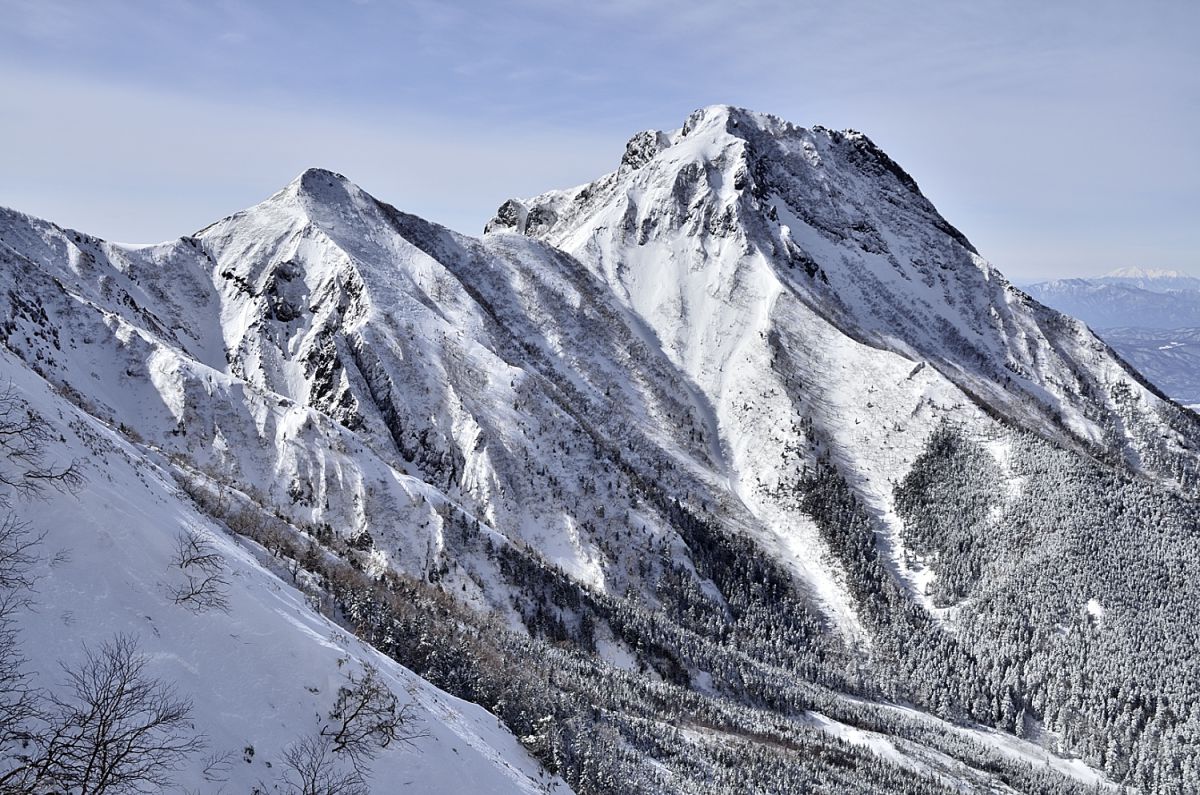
25,634,205,793
172,530,224,572
0,515,49,790
0,385,83,507
166,530,230,614
321,664,425,772
281,733,369,795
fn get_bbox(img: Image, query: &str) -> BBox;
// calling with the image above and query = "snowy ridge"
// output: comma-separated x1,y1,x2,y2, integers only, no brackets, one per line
491,104,1200,626
1023,277,1200,329
1099,266,1200,292
0,105,1182,791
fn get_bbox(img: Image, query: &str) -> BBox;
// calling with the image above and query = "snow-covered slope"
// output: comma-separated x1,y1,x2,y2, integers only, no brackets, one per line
2,106,1196,792
488,104,1200,621
0,348,563,793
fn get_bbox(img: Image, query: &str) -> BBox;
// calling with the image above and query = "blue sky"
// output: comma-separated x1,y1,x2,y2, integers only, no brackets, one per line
1,0,1196,280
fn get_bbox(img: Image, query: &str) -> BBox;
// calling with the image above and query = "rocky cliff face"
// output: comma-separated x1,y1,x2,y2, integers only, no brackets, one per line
489,104,1200,618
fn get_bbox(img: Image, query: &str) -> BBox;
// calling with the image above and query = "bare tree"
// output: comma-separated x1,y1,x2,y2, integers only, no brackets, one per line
321,664,424,771
166,529,230,613
0,390,83,789
0,385,83,506
280,734,369,795
199,749,235,784
24,634,204,793
171,529,224,571
271,665,424,794
0,515,47,789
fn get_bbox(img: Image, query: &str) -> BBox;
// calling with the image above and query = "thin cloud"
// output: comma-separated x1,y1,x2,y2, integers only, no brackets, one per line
0,0,1195,277
0,66,621,242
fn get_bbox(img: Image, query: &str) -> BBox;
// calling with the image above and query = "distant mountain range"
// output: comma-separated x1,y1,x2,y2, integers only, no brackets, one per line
1092,266,1200,293
1023,269,1200,405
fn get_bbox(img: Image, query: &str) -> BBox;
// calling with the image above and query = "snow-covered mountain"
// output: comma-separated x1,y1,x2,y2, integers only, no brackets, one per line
491,104,1199,532
1024,269,1200,405
1095,266,1200,293
1023,275,1200,329
2,105,1198,792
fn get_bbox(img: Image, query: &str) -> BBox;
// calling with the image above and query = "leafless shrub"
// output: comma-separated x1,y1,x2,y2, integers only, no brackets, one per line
0,390,80,719
167,529,230,613
11,634,204,793
0,385,83,507
0,512,41,596
175,474,231,519
172,529,224,572
280,733,369,795
271,664,424,794
0,516,46,788
0,389,87,789
200,748,236,783
321,664,424,770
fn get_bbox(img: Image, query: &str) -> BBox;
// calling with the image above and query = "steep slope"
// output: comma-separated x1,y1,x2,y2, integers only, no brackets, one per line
4,167,865,689
0,174,731,609
0,348,563,793
490,104,1200,613
3,106,1197,791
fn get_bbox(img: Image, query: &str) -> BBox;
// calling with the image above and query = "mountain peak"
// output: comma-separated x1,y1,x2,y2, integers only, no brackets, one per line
488,105,965,258
678,103,751,137
214,166,387,240
1094,266,1200,294
615,106,765,176
1104,266,1189,280
678,104,805,140
486,106,1194,475
285,167,360,205
293,166,350,186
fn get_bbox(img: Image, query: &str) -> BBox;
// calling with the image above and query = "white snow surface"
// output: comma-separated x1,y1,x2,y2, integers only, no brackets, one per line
1,350,564,793
808,703,1116,791
490,104,1199,632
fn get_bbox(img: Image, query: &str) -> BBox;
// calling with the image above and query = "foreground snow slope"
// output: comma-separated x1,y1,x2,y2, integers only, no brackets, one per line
2,349,564,794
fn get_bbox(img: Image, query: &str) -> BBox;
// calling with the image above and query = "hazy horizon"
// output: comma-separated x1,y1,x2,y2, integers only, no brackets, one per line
1,0,1196,281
